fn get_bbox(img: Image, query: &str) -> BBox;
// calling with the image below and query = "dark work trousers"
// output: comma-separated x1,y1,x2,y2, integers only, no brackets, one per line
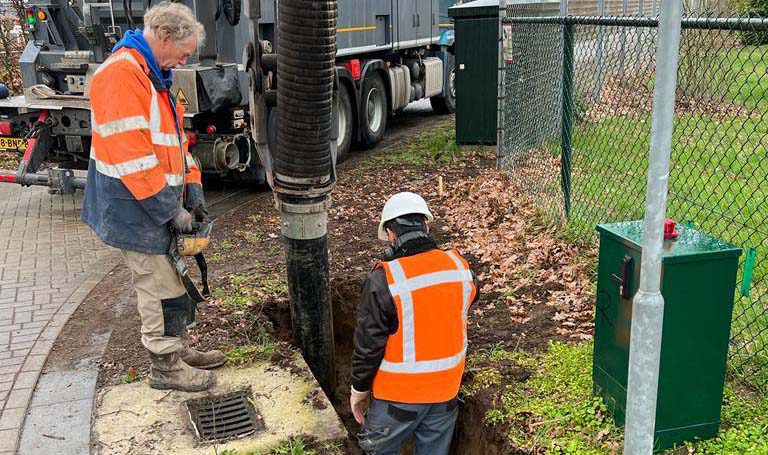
357,396,459,455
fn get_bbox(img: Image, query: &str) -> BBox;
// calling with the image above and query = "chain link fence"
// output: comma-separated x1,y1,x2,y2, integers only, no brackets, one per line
499,13,768,394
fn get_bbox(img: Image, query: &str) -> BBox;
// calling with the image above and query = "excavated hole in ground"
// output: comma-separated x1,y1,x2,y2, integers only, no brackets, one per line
317,275,516,455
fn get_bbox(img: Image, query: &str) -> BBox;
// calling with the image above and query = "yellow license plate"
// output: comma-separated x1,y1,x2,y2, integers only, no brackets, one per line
0,137,28,151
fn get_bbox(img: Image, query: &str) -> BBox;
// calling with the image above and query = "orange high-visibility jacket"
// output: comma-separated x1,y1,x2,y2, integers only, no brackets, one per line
372,249,477,403
82,47,202,254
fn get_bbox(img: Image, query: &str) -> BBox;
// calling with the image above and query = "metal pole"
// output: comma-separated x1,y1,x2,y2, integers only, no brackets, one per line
559,0,568,16
623,0,682,453
635,0,645,70
497,0,507,166
592,0,605,100
619,0,629,77
560,24,574,218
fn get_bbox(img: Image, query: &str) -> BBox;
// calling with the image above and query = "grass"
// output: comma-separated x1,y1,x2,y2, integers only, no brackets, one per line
356,119,474,170
208,252,225,264
225,342,276,365
679,44,768,112
120,367,144,384
466,342,768,454
211,271,289,366
215,436,344,455
213,272,288,310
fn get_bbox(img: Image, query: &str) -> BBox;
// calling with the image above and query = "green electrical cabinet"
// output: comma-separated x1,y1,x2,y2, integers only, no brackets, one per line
449,0,502,145
594,221,742,451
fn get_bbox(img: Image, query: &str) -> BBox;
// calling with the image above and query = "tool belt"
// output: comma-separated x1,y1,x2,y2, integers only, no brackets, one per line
168,221,213,304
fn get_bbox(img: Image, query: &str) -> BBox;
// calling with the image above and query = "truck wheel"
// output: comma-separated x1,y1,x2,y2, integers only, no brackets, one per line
430,57,456,115
359,72,388,148
334,84,353,162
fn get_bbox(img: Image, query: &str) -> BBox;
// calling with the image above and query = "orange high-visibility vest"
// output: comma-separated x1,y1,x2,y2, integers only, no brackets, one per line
89,48,200,200
373,249,477,404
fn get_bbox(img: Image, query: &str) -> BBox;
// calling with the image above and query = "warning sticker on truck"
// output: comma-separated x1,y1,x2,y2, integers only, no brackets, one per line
176,88,190,106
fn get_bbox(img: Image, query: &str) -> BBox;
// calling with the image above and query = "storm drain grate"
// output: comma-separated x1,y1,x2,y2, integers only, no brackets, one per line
186,391,265,442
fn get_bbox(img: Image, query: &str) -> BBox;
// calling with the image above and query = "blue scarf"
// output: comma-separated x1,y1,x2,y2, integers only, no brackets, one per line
112,29,173,90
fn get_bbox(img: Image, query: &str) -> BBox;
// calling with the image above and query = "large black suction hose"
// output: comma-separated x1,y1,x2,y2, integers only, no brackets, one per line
275,0,336,186
276,0,337,395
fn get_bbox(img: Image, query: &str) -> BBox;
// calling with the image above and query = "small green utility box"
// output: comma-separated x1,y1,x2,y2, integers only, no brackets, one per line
594,221,742,451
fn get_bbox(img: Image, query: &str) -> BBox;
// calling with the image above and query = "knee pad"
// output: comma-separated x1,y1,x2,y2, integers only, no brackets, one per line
161,294,195,337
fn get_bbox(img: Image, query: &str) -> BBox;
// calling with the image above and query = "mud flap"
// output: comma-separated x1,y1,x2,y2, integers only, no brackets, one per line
25,120,53,174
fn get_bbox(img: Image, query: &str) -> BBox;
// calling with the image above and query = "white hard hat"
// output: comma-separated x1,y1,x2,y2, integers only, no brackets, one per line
378,192,434,240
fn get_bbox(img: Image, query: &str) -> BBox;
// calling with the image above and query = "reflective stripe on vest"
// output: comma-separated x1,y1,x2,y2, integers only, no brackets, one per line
379,250,473,374
92,115,149,138
90,146,184,187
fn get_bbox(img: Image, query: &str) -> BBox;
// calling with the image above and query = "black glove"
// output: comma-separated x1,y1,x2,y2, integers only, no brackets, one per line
192,202,209,222
185,183,208,221
173,207,193,233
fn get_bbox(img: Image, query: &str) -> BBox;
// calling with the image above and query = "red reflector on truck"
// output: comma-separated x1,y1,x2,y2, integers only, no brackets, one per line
343,59,361,81
0,121,12,136
185,132,198,147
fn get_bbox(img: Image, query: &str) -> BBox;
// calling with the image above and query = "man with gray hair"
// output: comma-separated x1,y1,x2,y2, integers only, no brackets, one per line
82,2,223,392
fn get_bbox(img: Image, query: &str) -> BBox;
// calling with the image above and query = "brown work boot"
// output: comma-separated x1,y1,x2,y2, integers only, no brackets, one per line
180,332,227,370
148,352,215,392
180,346,227,370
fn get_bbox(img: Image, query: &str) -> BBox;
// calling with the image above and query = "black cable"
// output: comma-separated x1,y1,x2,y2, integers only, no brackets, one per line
124,0,135,29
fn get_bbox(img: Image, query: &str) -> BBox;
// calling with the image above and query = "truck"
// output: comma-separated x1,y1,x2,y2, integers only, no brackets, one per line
0,0,458,194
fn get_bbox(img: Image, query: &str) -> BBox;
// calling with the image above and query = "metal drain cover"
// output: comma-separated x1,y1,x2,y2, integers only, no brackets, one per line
186,391,265,442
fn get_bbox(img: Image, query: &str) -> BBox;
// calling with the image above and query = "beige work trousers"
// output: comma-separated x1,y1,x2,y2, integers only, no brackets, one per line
121,249,188,355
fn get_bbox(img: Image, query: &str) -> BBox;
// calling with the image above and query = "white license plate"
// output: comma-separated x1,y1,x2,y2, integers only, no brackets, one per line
0,137,28,151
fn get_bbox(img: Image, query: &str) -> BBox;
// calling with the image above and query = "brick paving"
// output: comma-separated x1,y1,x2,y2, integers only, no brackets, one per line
0,183,117,455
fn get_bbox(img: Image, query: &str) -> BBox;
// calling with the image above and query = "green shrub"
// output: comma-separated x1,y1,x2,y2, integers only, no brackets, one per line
739,0,768,45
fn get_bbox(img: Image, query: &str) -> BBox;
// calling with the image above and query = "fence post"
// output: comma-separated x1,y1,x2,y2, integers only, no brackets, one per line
620,0,629,76
635,0,645,70
593,0,606,100
560,22,575,218
623,0,683,453
497,0,507,168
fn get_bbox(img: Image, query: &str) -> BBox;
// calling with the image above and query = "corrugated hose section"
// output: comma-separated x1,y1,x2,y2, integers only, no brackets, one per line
275,0,337,184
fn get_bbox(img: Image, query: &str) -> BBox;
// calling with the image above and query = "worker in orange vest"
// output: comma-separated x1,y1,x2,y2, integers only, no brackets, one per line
82,3,224,392
350,192,479,454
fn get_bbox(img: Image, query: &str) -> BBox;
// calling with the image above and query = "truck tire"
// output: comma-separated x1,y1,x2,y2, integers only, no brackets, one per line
359,72,388,148
335,84,353,162
430,57,456,115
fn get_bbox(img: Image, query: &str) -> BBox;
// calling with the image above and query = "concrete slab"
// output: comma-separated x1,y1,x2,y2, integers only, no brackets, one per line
18,398,92,455
93,353,347,455
29,370,97,407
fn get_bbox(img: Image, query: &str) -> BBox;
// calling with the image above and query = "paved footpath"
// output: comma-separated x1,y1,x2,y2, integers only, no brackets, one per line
0,182,116,455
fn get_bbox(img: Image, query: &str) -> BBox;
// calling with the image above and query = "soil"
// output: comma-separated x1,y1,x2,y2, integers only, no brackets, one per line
51,107,597,454
47,266,133,373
